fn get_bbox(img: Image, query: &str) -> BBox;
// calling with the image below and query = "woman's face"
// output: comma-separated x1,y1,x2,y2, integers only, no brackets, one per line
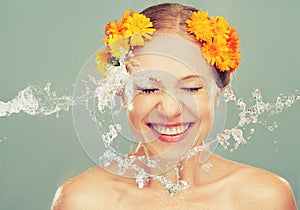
126,34,219,161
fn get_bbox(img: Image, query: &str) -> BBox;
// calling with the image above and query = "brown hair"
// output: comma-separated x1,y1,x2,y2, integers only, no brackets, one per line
140,3,231,88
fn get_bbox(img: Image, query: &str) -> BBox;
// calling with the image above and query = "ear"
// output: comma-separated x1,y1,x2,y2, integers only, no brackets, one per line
214,87,223,108
118,90,134,111
117,90,126,109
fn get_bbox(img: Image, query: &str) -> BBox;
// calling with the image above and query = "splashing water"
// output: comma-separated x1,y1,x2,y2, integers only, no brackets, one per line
1,84,299,151
0,83,74,117
0,81,299,195
0,83,300,149
218,88,300,151
0,136,7,143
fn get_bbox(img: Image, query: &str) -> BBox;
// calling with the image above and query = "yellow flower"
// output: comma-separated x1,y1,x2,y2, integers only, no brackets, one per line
98,10,156,74
186,11,214,41
216,56,235,72
130,34,145,46
186,11,241,72
202,35,229,70
211,16,230,39
95,50,110,74
126,12,156,47
107,36,130,57
97,9,241,75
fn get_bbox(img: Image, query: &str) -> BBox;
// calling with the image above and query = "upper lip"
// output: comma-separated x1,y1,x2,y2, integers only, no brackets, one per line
146,122,194,134
147,122,192,127
146,122,195,140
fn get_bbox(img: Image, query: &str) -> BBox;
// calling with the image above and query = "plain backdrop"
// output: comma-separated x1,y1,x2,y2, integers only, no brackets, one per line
0,0,299,209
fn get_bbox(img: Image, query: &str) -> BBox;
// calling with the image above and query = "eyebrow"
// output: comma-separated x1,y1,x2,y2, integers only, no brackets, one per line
148,75,203,82
148,77,161,83
144,74,204,87
180,75,204,81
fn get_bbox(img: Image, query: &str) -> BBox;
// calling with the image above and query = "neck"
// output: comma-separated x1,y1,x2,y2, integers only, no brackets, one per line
133,144,211,190
148,153,203,190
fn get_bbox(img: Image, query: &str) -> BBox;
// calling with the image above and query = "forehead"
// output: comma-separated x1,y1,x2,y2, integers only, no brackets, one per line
132,33,216,80
134,54,196,79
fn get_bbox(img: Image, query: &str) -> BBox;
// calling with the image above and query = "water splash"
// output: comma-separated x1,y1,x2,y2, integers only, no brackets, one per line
1,84,298,151
217,87,300,151
0,80,299,195
0,136,7,143
0,83,74,117
201,162,213,172
95,85,299,195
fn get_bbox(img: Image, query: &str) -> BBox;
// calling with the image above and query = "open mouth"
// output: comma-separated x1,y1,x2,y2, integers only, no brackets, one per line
147,122,194,142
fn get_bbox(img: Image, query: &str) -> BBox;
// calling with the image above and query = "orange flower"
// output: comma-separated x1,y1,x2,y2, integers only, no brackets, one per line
187,11,241,72
226,50,241,72
96,9,241,74
202,36,227,63
103,20,129,43
186,11,214,41
216,56,235,72
120,9,131,24
211,16,230,39
102,10,133,45
226,27,241,71
227,27,239,51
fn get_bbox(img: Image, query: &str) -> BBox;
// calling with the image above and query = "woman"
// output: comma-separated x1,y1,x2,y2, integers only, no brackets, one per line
51,3,296,209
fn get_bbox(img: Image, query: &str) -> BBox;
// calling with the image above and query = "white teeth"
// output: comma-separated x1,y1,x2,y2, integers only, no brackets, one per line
165,128,171,135
151,124,190,135
171,127,176,134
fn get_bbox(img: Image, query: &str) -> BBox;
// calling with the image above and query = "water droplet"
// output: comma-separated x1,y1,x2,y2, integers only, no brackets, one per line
223,87,236,102
267,121,278,132
201,162,213,172
0,136,7,142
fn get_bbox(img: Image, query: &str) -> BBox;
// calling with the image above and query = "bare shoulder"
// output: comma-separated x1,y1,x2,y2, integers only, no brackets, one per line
219,157,297,209
51,166,116,210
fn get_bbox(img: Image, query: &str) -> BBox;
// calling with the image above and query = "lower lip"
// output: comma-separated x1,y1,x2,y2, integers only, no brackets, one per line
148,123,194,143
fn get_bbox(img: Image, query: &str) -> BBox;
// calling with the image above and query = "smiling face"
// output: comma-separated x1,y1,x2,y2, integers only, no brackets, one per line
126,34,220,161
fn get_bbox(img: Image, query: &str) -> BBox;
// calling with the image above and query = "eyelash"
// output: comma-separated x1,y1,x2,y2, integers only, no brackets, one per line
180,87,203,92
139,87,203,94
139,88,159,94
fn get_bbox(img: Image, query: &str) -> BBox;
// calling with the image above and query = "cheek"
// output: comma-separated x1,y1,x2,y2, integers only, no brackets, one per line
197,100,213,119
193,97,214,142
127,95,158,130
185,93,213,119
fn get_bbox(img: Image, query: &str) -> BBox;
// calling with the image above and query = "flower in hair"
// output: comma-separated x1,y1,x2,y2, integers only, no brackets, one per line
186,11,214,41
96,10,156,73
186,11,241,72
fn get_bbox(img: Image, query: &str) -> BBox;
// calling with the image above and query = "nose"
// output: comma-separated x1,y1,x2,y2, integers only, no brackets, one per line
158,92,182,119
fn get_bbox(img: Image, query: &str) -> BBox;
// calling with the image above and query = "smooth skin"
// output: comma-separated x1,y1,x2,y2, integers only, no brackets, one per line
51,154,296,210
51,35,297,210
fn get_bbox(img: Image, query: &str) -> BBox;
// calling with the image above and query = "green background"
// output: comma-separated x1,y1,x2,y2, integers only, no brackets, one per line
0,0,299,209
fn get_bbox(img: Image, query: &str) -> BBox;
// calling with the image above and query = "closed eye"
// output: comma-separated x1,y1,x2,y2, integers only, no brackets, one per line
180,87,203,92
138,88,159,94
